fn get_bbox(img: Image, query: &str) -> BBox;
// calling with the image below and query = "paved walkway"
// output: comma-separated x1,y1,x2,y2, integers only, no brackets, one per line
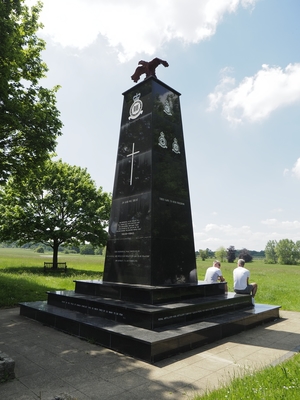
0,308,300,400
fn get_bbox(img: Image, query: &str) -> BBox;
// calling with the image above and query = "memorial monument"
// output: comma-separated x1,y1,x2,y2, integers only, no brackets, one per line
20,60,280,363
103,58,197,286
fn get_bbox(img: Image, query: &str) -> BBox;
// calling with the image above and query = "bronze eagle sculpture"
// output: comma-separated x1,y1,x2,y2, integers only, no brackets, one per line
131,58,169,83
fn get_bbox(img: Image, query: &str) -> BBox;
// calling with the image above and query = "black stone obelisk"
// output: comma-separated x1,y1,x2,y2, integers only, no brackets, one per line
103,77,197,286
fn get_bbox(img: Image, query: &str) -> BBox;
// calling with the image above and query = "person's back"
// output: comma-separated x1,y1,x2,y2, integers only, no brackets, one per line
233,264,249,290
204,266,221,283
205,260,225,283
233,259,257,301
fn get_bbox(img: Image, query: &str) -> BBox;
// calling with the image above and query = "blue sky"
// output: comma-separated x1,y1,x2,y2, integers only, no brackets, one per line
25,0,300,251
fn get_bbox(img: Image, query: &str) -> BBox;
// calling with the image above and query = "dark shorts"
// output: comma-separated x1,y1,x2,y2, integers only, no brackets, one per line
234,285,253,294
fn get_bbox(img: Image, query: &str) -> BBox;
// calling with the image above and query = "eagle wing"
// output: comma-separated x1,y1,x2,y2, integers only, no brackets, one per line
149,58,169,69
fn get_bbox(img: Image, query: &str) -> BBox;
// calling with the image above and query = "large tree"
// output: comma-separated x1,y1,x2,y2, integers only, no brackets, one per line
0,160,111,268
238,248,253,263
215,246,227,262
265,240,278,264
0,0,62,184
275,239,299,265
226,245,236,263
199,249,208,261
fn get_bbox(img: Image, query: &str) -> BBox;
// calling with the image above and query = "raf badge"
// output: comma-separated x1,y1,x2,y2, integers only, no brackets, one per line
163,100,172,116
172,138,180,154
158,132,167,149
129,93,143,120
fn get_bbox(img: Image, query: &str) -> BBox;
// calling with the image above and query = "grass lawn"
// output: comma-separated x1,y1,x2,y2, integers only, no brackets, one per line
0,247,105,307
195,353,300,400
196,258,300,311
0,248,299,310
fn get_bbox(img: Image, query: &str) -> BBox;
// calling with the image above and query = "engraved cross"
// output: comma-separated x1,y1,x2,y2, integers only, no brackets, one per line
127,143,140,185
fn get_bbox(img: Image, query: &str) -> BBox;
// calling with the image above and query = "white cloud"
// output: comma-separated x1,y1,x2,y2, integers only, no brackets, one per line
261,219,300,230
208,63,300,123
282,220,300,230
261,219,278,226
195,223,266,251
204,223,251,235
25,0,257,62
291,158,300,179
204,223,232,232
195,219,300,251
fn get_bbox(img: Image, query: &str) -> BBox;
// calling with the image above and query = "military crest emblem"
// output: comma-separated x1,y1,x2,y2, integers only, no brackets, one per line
172,138,180,154
128,93,143,120
163,100,172,116
158,132,167,149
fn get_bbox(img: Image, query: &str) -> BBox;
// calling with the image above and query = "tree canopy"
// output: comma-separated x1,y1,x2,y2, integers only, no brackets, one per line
226,245,236,263
275,239,300,265
265,240,278,264
199,249,208,261
264,239,300,265
238,248,253,263
215,246,227,262
0,160,111,268
0,0,62,184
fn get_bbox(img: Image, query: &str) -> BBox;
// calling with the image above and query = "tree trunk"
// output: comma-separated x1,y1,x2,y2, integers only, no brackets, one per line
52,240,59,269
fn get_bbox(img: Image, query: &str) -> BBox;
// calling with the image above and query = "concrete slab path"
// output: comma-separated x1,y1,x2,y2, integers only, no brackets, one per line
0,308,300,400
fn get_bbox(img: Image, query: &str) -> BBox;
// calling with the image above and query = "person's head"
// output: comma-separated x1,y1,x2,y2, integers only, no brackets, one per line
213,260,221,268
237,259,245,267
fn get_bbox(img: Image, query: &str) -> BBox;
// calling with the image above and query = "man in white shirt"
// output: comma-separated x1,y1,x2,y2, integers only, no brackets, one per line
205,260,227,291
233,259,257,300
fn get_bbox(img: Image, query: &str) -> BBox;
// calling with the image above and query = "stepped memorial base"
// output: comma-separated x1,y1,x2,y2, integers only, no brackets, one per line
20,280,280,363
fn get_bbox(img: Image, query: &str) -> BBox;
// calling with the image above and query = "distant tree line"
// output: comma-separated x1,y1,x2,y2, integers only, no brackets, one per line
198,239,300,266
0,241,105,256
197,246,263,263
265,239,300,265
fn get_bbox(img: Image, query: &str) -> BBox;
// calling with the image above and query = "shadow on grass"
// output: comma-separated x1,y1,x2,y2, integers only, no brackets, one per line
0,274,56,308
1,266,103,279
0,267,103,308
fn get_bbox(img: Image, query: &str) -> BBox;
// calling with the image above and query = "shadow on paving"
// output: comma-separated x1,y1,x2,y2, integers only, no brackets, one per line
0,309,300,399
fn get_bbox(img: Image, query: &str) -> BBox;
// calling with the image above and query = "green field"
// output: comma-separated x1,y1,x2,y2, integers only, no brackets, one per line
197,258,300,311
0,248,299,310
0,247,105,308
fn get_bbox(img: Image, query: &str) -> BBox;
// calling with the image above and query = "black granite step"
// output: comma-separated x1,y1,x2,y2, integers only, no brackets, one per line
19,300,280,363
47,290,253,329
74,279,227,304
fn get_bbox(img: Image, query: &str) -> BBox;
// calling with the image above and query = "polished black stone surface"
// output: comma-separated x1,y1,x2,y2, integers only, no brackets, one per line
19,278,281,363
74,279,227,304
20,300,280,363
103,77,197,286
46,288,252,330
